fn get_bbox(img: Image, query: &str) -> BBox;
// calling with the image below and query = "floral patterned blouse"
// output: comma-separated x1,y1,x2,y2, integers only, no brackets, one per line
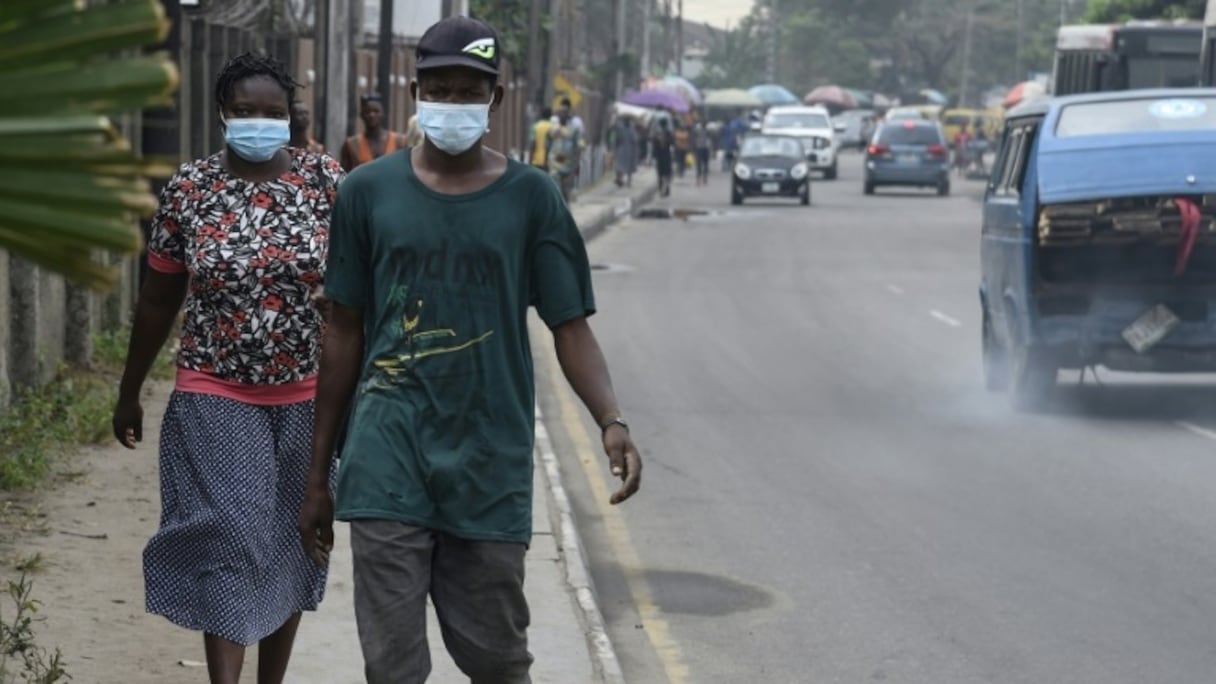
147,148,344,392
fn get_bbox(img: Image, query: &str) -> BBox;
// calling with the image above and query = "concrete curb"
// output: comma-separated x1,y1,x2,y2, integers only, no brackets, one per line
533,177,657,684
535,411,626,684
575,180,661,242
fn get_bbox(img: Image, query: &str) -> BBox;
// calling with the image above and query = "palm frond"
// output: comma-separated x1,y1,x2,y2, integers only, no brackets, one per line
0,0,178,290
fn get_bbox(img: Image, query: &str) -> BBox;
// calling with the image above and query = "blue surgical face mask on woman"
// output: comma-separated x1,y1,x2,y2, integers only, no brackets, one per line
415,96,493,156
222,116,290,162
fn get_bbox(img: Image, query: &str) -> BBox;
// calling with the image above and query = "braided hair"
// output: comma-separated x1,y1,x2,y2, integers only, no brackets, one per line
214,51,298,112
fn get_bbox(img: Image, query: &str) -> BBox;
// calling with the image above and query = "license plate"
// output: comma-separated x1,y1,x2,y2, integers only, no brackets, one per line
897,154,918,165
762,182,780,193
1122,304,1180,353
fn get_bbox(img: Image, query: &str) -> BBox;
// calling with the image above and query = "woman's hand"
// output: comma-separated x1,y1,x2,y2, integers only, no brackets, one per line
112,397,144,448
311,286,332,322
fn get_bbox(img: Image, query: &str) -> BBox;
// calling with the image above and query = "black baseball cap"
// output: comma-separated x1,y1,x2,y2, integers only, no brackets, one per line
416,16,500,76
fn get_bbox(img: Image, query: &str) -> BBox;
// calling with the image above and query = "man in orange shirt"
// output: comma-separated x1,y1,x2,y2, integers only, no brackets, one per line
340,94,408,171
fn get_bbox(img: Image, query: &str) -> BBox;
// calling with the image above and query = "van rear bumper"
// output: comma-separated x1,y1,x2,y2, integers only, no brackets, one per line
1031,287,1216,371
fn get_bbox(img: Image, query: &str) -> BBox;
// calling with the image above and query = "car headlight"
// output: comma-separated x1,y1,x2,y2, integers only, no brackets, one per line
790,163,809,180
734,163,752,180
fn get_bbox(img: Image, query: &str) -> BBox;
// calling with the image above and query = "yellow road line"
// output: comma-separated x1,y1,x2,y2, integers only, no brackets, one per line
545,353,691,683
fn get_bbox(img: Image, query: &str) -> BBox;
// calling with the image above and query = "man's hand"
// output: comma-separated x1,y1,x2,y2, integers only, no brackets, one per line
298,483,335,566
603,424,641,504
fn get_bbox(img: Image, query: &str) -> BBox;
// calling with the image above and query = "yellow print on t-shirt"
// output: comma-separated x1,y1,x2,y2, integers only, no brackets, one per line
366,296,493,392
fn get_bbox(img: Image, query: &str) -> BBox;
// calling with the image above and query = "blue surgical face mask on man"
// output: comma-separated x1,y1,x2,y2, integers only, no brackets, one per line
222,116,290,162
415,95,493,156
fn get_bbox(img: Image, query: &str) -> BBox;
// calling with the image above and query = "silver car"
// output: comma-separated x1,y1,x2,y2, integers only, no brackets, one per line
863,120,951,196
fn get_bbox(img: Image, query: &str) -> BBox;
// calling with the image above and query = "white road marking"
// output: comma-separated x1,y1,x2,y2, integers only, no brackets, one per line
929,310,963,328
887,285,905,295
1177,421,1216,442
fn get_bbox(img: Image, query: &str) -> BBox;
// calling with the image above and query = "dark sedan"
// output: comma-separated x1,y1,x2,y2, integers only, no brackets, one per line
731,134,811,206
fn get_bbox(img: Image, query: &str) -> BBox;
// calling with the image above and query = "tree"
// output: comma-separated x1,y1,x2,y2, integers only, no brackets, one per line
1085,0,1206,21
0,0,178,290
698,0,1060,105
696,14,769,89
469,0,532,74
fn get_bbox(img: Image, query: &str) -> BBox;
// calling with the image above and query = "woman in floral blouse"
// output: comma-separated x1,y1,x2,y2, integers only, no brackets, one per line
112,52,343,684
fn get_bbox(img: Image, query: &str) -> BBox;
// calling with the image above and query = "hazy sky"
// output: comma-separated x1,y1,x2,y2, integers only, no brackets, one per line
682,0,752,29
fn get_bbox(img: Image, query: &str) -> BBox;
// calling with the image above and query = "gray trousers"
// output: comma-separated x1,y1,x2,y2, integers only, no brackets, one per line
350,519,533,684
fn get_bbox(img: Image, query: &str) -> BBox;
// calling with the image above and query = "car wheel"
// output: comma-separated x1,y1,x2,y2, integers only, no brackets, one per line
864,181,875,195
730,184,743,205
800,184,811,206
937,179,951,196
1009,345,1057,412
825,160,838,180
982,311,1008,392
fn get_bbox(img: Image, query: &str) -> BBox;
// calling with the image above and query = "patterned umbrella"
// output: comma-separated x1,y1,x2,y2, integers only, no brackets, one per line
622,89,691,113
703,88,763,108
1003,81,1046,109
919,88,949,105
803,85,859,110
748,84,799,106
661,74,703,105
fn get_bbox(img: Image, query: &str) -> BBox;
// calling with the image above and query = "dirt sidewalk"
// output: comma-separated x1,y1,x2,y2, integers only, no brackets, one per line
0,381,242,682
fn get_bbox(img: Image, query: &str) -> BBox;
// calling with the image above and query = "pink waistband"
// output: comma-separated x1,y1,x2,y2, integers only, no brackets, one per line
148,250,186,274
175,369,317,406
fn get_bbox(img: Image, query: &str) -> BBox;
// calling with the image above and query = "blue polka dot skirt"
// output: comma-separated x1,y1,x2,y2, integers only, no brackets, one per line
144,391,330,646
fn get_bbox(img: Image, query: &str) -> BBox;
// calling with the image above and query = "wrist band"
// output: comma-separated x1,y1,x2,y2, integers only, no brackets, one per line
600,417,629,434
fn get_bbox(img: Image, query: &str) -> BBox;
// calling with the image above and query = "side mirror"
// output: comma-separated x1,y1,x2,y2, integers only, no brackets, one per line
833,122,847,133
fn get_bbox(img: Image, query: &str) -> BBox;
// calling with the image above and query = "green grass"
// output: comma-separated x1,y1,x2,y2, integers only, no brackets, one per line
0,328,175,492
0,569,69,683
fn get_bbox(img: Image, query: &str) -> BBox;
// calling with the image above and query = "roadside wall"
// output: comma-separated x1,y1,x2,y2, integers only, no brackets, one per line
0,253,138,411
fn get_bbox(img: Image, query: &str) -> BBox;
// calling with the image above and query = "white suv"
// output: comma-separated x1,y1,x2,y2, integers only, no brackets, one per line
761,105,840,179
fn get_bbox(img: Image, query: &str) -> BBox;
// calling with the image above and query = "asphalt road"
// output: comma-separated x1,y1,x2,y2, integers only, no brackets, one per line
535,153,1216,684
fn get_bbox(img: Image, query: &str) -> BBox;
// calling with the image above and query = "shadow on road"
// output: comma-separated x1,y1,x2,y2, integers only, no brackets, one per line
1045,379,1216,423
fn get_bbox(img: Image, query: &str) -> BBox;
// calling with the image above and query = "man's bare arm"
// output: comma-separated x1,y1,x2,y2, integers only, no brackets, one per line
553,317,641,504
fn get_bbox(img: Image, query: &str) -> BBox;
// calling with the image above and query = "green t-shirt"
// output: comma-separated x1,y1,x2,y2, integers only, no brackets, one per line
324,151,595,543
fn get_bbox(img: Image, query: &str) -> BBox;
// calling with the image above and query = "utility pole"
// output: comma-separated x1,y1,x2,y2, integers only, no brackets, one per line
1015,0,1024,84
766,0,779,83
543,0,561,106
640,0,652,78
676,0,683,76
315,0,330,147
376,0,393,122
959,2,975,107
660,0,671,74
615,0,628,95
527,0,545,107
324,0,353,155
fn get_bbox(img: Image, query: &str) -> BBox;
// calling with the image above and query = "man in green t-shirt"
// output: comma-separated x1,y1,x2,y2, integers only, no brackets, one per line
298,16,642,683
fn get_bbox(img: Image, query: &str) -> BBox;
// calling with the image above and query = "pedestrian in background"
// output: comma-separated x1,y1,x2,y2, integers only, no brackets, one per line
296,16,642,683
112,52,343,684
636,118,650,166
548,104,582,202
552,96,585,137
693,121,712,186
612,115,638,188
340,94,407,171
527,106,553,170
673,121,690,178
720,112,745,171
652,118,674,197
405,113,424,148
290,100,325,154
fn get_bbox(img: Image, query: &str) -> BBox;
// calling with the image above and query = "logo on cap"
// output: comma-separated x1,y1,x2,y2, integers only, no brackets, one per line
462,38,496,61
